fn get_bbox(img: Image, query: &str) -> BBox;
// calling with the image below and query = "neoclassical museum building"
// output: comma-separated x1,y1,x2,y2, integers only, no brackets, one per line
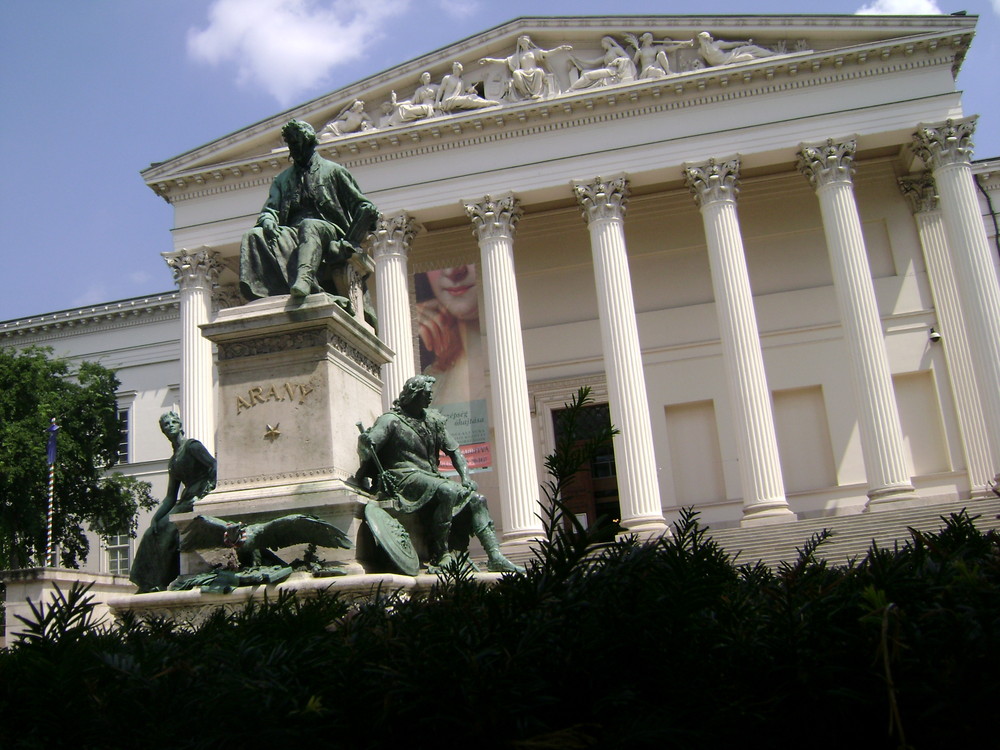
4,13,1000,576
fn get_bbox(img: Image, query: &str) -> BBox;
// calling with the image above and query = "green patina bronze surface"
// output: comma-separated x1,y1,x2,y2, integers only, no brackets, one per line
239,119,378,322
357,374,523,574
130,412,217,593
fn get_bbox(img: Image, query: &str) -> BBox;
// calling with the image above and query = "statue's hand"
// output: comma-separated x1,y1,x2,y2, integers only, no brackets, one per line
261,217,279,245
381,472,400,498
461,477,478,493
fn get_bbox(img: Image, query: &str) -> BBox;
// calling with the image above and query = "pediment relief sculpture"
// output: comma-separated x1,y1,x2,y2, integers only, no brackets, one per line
438,61,501,113
695,31,802,67
567,36,637,91
478,34,574,101
305,30,813,145
626,32,695,79
317,99,375,142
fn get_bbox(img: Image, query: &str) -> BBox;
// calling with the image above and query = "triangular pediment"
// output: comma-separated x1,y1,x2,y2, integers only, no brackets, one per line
143,13,974,199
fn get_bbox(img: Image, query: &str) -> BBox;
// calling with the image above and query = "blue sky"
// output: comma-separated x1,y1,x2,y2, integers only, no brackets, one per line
1,0,997,322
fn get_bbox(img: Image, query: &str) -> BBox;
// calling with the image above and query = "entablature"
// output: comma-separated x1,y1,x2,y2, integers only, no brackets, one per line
0,292,180,342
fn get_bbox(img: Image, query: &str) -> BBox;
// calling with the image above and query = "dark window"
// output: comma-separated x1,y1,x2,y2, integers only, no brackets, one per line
116,409,129,464
551,402,621,541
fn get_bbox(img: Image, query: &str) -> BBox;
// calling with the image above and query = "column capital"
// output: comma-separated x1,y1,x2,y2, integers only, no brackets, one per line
912,116,977,170
162,247,222,290
898,173,939,214
464,193,522,242
796,138,857,190
573,175,630,223
683,157,741,207
370,211,421,259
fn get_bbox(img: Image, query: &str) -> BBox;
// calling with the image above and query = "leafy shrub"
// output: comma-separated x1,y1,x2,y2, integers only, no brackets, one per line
1,507,997,749
3,390,996,747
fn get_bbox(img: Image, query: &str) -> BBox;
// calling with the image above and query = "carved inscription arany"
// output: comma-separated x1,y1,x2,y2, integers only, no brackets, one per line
236,382,315,415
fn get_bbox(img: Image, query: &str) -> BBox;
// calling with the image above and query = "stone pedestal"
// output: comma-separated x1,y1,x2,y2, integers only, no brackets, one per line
193,293,393,573
1,567,135,647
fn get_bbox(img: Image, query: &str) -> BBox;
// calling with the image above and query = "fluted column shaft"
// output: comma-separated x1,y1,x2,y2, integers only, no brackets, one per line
913,118,1000,486
163,247,221,454
797,139,915,505
371,212,420,410
683,159,793,525
573,177,667,534
900,175,994,496
464,194,543,544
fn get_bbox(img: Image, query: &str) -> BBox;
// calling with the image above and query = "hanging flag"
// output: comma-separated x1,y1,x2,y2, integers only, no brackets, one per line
46,418,59,465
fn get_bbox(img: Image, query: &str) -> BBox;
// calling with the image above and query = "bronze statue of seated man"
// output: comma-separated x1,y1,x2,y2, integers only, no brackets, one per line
239,119,378,314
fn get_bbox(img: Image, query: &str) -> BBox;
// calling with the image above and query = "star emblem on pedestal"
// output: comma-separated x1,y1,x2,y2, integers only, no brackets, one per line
264,423,281,441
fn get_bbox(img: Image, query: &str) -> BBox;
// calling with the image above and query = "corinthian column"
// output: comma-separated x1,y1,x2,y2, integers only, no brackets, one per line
573,176,667,534
463,194,543,545
912,117,1000,489
163,247,222,453
370,211,421,410
683,159,793,525
797,139,915,506
899,175,994,497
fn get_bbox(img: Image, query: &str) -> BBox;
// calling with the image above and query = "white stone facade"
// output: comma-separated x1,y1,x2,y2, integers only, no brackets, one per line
4,15,1000,580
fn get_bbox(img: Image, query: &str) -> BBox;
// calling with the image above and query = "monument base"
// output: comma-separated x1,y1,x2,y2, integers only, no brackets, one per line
193,293,393,576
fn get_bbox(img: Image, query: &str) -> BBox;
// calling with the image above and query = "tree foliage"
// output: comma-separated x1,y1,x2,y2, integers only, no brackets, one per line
0,346,154,569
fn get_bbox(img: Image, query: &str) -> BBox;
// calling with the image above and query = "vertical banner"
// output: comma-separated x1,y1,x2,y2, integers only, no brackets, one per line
414,264,491,472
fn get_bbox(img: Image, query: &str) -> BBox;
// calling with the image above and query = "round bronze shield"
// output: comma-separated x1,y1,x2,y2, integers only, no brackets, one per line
364,503,420,576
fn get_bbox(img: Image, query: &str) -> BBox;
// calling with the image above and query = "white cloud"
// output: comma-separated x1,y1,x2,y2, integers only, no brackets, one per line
993,0,1000,17
856,0,944,13
188,0,411,106
128,271,152,285
72,284,109,309
437,0,480,19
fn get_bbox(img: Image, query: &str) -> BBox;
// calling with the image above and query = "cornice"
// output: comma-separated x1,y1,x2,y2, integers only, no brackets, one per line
973,158,1000,188
0,293,180,342
145,21,971,205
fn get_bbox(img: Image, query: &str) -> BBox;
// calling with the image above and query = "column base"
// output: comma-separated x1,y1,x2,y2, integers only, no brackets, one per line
620,515,672,539
865,483,918,511
740,500,796,528
970,485,1000,501
498,538,539,563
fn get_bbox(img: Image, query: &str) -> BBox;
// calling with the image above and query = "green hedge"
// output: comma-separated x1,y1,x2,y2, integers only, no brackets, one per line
1,505,997,749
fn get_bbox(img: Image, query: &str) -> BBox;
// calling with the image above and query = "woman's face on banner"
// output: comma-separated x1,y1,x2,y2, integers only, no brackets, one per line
426,265,479,321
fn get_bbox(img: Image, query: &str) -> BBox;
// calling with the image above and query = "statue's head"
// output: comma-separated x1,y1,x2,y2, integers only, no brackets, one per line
282,119,317,165
640,33,653,45
223,522,246,548
420,71,431,84
395,374,436,410
452,61,463,75
159,411,182,438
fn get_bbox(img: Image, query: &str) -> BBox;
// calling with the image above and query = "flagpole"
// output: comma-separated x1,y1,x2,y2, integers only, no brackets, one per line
46,461,55,566
45,417,59,568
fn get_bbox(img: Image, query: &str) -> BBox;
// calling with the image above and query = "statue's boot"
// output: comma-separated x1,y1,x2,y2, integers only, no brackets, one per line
430,520,453,568
475,521,525,574
290,266,319,298
291,238,323,298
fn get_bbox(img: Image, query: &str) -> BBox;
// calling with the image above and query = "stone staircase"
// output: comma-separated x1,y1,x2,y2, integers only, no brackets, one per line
703,496,1000,570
